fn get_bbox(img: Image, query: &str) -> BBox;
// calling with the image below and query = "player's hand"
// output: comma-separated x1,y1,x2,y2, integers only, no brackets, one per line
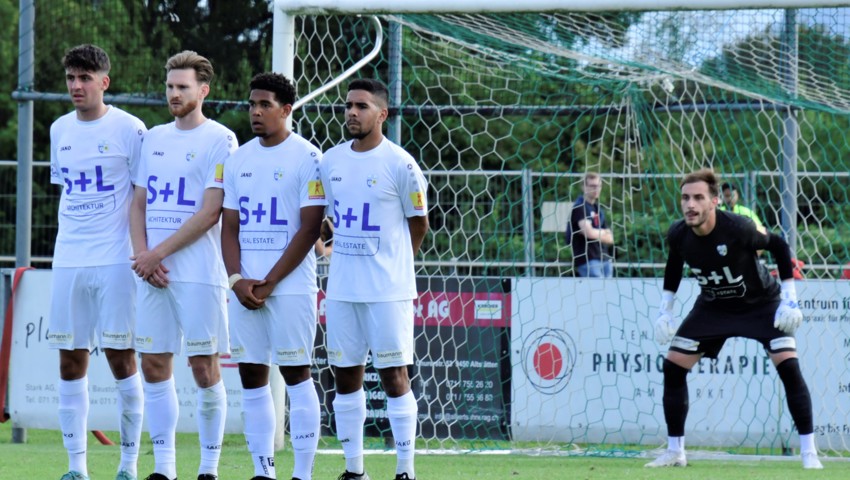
145,264,170,289
131,250,166,281
655,311,678,345
774,280,802,334
233,278,267,310
774,301,802,334
253,281,276,302
655,290,677,345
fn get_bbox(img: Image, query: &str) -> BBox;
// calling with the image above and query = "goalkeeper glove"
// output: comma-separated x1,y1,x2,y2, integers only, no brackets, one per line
774,280,803,334
655,290,678,345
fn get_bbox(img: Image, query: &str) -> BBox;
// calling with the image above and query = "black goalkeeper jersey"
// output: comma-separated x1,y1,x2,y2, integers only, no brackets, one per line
666,210,781,310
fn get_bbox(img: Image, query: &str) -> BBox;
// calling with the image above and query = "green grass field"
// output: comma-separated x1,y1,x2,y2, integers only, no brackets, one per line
0,421,843,479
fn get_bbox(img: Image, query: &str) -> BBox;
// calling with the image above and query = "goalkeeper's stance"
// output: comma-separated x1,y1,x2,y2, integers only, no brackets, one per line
647,168,822,470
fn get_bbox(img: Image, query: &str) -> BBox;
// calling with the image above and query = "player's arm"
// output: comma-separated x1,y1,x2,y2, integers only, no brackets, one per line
253,205,324,300
766,231,804,334
130,184,170,287
132,187,223,277
408,215,429,256
578,218,614,245
655,232,685,345
222,207,266,309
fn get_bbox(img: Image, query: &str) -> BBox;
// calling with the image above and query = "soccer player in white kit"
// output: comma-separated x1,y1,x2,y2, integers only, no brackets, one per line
320,79,429,480
48,44,146,480
129,51,237,480
221,72,326,480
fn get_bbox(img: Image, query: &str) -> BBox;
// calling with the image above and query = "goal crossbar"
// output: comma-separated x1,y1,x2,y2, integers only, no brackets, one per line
276,0,850,14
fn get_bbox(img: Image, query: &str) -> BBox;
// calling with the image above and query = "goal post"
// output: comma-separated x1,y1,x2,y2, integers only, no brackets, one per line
275,0,850,458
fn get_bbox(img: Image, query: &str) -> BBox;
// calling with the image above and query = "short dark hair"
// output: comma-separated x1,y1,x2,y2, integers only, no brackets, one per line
721,182,737,192
249,72,296,106
62,44,110,74
348,78,389,107
681,168,719,197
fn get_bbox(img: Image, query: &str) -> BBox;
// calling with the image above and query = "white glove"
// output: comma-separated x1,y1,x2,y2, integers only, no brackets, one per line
655,290,678,345
774,280,803,334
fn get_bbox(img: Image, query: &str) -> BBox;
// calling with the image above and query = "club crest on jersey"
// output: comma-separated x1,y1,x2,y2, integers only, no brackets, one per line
97,140,110,153
716,244,728,256
366,174,378,188
274,168,284,181
186,150,197,162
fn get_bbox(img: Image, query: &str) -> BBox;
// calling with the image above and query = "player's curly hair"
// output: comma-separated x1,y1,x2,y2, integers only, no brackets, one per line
62,44,110,74
681,168,719,197
249,72,296,106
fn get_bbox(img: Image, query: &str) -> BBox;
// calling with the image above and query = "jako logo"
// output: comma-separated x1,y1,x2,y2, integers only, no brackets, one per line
396,440,411,447
241,172,252,177
294,433,315,440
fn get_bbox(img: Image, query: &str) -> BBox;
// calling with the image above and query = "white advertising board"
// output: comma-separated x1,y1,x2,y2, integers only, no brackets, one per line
511,277,850,450
7,269,247,433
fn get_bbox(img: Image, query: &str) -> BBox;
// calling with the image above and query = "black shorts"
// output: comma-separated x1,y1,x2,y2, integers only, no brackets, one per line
669,298,797,359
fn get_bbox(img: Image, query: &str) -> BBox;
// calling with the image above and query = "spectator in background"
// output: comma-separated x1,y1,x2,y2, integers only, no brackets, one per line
567,172,615,277
720,182,764,229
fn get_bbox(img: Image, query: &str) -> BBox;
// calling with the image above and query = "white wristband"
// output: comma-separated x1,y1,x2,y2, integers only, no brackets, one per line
780,279,797,301
660,290,675,312
228,273,243,290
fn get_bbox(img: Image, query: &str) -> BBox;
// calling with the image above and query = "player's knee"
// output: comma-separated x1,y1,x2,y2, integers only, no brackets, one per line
59,349,89,380
775,357,805,386
141,353,172,383
378,366,411,397
279,365,312,386
103,348,137,379
662,359,690,388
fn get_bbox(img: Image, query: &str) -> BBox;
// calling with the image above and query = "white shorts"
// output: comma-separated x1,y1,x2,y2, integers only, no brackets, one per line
325,300,414,368
228,293,318,366
134,282,229,356
48,264,136,351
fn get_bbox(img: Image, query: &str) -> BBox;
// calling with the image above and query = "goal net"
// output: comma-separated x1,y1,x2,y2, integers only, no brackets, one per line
12,0,850,459
282,5,850,455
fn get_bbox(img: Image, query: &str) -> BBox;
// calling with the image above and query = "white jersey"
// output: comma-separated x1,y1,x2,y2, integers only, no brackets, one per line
50,106,146,267
223,134,326,295
320,137,428,302
136,119,237,287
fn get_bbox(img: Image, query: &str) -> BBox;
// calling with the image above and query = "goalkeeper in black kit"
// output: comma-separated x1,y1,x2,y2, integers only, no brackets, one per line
646,168,822,470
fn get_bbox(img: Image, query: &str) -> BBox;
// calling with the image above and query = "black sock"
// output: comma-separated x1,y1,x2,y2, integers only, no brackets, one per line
776,357,814,435
662,358,690,437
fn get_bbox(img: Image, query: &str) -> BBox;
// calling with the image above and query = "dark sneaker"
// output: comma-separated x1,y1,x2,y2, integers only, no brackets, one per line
144,475,173,480
197,476,217,480
394,474,415,480
337,472,370,480
249,477,274,480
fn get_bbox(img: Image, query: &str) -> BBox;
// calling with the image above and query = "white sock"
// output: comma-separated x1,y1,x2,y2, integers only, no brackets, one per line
668,436,685,452
242,385,277,479
800,433,816,454
333,389,366,474
144,377,178,479
287,379,321,480
197,380,227,476
116,372,144,476
59,377,89,476
387,390,417,477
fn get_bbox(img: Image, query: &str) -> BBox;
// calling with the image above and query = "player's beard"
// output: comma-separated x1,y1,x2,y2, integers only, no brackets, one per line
347,122,372,140
169,98,199,118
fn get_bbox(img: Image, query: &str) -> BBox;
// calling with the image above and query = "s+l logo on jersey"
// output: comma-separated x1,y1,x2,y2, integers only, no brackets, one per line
274,168,284,181
366,174,378,188
186,150,197,162
716,244,728,256
97,140,109,154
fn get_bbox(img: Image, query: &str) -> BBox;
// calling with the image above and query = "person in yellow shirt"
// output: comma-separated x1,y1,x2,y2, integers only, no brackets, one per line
720,182,764,229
